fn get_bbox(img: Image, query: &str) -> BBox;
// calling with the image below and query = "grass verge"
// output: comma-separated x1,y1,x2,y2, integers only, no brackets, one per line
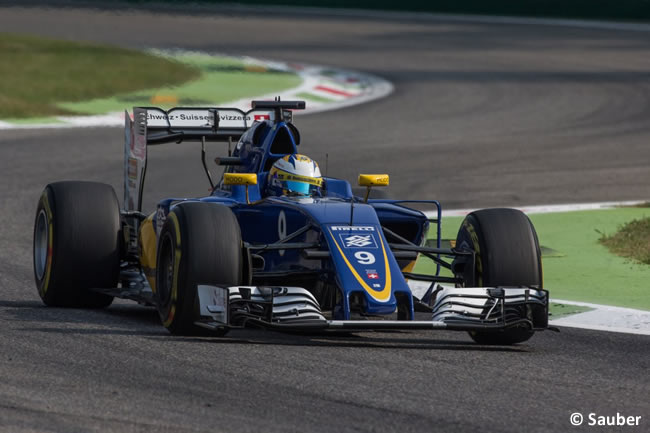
0,33,199,118
600,217,650,265
414,207,650,310
58,51,301,115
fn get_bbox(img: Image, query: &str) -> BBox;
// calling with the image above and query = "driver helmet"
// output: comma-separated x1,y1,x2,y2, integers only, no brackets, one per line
268,154,323,196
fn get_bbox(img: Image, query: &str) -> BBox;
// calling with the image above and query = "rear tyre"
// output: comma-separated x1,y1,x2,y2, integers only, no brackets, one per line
33,181,119,308
155,202,242,335
454,208,542,345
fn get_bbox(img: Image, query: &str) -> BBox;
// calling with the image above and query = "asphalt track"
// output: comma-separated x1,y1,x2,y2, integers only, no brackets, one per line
0,3,649,432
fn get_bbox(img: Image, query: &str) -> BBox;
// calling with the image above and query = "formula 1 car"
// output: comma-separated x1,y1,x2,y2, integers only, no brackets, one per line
33,100,549,345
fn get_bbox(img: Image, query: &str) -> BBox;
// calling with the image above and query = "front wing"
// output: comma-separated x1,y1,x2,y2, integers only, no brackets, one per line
193,285,549,333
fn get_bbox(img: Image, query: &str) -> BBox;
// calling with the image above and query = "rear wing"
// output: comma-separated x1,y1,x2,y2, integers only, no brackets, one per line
123,100,305,211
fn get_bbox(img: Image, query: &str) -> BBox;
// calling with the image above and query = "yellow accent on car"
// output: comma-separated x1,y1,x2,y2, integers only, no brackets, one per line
328,229,392,302
358,174,389,187
138,213,158,292
223,173,257,186
163,211,182,328
401,258,418,274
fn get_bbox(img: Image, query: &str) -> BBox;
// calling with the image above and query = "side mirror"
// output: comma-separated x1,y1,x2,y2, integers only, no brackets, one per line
358,174,389,202
224,173,257,203
223,173,257,186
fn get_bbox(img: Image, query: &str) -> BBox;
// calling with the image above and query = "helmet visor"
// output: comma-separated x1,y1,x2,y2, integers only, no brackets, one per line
272,168,323,196
283,180,312,195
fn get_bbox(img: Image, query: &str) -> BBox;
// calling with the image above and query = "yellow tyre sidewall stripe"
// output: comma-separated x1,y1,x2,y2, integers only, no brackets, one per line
163,211,182,328
39,191,54,296
138,214,158,292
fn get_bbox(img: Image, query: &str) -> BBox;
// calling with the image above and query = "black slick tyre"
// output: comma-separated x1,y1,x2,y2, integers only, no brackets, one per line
455,208,543,345
33,181,119,308
155,202,242,336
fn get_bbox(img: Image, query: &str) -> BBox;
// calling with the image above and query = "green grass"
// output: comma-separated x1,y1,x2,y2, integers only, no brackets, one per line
0,36,302,123
415,207,650,310
600,217,650,265
0,33,200,118
58,51,301,115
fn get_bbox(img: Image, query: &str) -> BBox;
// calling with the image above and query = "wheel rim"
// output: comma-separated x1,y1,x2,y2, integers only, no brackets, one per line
34,209,49,281
157,232,174,307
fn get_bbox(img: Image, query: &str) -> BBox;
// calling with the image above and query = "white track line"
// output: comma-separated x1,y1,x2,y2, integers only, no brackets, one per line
427,200,649,218
549,299,650,336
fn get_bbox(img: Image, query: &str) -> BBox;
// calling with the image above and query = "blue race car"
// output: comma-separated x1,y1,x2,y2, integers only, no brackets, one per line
33,100,549,345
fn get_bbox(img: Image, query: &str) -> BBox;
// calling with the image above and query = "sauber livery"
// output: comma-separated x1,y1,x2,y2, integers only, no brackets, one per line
32,100,550,345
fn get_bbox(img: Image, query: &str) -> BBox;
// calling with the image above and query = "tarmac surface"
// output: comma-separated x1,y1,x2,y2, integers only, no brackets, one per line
0,3,649,432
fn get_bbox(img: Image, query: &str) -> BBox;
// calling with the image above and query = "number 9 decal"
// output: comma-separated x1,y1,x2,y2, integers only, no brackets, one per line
354,251,375,265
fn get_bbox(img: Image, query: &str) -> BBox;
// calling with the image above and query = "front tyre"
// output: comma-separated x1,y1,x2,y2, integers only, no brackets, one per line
33,181,119,308
155,202,242,335
455,208,543,345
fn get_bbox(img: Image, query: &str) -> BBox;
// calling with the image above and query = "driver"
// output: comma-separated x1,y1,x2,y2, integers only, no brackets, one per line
267,154,323,197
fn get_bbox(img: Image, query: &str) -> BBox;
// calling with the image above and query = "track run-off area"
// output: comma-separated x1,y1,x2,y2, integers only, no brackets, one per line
0,3,649,432
0,49,392,129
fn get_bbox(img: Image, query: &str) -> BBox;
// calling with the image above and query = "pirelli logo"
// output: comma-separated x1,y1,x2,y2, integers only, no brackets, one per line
330,226,375,231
